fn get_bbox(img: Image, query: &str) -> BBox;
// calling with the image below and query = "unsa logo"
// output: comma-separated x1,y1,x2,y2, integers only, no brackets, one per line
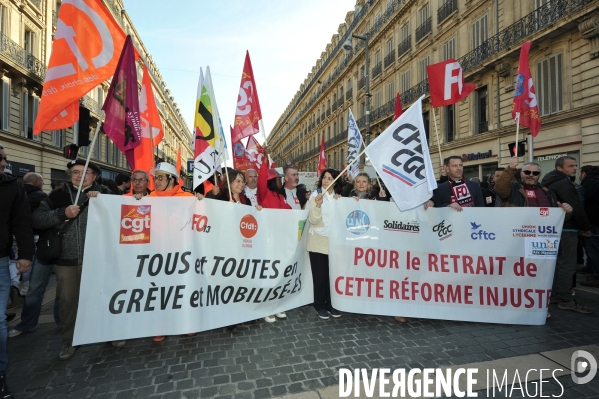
240,214,258,238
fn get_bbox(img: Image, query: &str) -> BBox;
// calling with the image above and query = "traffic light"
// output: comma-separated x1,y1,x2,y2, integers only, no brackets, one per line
63,144,79,160
508,141,526,157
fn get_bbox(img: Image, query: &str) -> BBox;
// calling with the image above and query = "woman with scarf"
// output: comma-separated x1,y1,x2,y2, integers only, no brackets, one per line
307,168,343,320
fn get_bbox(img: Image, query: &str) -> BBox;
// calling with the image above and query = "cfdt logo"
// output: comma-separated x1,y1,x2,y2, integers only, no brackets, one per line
432,220,452,240
540,207,550,217
470,222,495,240
240,214,258,239
191,214,211,233
346,211,370,236
120,205,151,244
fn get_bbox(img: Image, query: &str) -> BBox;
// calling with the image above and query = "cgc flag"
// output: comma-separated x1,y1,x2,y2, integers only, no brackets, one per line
365,97,437,211
512,42,541,137
192,67,226,190
427,59,476,108
34,0,131,134
231,51,263,144
346,109,363,179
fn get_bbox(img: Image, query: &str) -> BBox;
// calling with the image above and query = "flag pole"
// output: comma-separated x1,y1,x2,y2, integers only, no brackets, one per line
74,112,104,205
514,114,520,158
432,108,443,164
325,147,367,193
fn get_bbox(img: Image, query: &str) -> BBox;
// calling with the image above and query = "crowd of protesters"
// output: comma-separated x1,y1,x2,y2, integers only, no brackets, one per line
1,138,598,398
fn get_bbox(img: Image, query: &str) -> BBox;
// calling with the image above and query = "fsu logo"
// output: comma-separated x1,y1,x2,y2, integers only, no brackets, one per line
120,205,151,244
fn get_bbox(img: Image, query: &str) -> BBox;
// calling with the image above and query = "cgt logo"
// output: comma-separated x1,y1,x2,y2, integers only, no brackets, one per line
540,207,549,217
120,205,151,244
192,214,211,233
470,222,495,240
240,214,258,239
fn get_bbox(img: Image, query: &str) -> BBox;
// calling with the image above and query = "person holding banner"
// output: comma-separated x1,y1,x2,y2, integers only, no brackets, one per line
148,163,203,200
244,168,259,206
32,160,125,360
307,169,343,320
424,156,484,211
127,170,152,199
343,173,388,201
258,148,291,210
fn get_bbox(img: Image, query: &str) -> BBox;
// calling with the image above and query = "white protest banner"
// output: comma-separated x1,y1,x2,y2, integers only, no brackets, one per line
73,196,312,345
299,172,318,191
365,97,437,211
328,199,565,325
347,109,363,179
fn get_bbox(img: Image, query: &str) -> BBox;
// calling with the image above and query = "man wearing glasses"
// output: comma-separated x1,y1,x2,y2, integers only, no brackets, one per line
127,170,152,199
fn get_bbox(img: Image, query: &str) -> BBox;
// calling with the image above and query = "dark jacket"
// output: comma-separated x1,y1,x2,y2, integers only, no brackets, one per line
541,170,591,231
581,172,599,226
25,184,48,234
495,166,557,207
342,182,390,201
0,173,34,260
33,181,110,266
431,178,485,207
278,186,308,209
210,191,252,205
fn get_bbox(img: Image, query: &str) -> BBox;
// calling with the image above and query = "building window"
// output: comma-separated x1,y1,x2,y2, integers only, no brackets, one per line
340,116,344,132
419,4,430,26
419,56,430,82
105,134,111,162
0,5,7,34
445,105,455,142
537,53,563,116
475,86,488,134
94,134,101,160
340,149,344,168
374,90,382,109
401,70,411,93
443,37,456,60
386,38,394,56
52,129,64,147
387,81,395,102
472,14,488,50
0,78,8,131
422,111,430,142
24,29,36,56
401,22,410,41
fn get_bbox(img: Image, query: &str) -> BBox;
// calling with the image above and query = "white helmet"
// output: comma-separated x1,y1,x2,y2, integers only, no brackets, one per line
150,162,179,178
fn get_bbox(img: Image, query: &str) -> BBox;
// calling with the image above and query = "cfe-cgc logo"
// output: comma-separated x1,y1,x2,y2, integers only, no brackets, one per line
346,211,370,236
119,205,151,244
240,214,258,248
432,220,452,240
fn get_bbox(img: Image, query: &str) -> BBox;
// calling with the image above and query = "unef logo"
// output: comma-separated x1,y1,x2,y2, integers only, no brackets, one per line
192,214,211,233
240,214,258,239
120,205,150,244
540,208,550,217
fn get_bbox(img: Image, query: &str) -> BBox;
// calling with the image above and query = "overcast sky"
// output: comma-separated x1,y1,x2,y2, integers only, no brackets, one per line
125,0,356,149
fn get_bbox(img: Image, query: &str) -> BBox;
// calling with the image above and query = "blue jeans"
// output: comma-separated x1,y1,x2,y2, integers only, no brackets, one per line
0,257,11,373
14,256,60,331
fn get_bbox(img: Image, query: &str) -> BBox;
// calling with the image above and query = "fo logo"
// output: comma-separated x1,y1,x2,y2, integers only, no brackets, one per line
240,214,258,238
120,205,151,244
346,210,370,236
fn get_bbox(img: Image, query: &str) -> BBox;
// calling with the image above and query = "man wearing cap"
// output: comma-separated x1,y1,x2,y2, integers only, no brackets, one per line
32,160,125,360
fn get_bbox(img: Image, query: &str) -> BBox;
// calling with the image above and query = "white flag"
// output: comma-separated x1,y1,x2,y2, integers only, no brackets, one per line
364,96,437,211
347,109,363,179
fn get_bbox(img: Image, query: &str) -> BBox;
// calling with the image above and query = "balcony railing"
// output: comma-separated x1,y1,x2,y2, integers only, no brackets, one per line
438,0,458,24
416,17,432,42
384,50,395,68
0,32,45,80
458,0,591,73
358,76,366,90
80,96,101,118
398,36,411,57
478,121,489,134
372,62,382,79
346,88,352,101
400,79,429,106
326,108,331,117
372,99,396,123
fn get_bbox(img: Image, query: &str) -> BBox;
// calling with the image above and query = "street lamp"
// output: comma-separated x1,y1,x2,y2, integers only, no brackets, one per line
343,33,370,167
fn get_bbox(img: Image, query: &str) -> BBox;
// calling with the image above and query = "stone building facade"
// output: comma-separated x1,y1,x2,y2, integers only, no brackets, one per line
269,0,598,182
0,0,192,192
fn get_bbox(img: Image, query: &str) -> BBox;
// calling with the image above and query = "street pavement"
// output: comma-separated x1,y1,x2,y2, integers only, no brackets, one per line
6,278,599,399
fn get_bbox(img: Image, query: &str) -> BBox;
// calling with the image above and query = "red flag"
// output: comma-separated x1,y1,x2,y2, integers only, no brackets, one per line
512,42,541,137
317,136,327,176
232,51,263,143
102,36,141,169
427,59,476,108
34,0,132,134
394,93,403,120
232,131,266,172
